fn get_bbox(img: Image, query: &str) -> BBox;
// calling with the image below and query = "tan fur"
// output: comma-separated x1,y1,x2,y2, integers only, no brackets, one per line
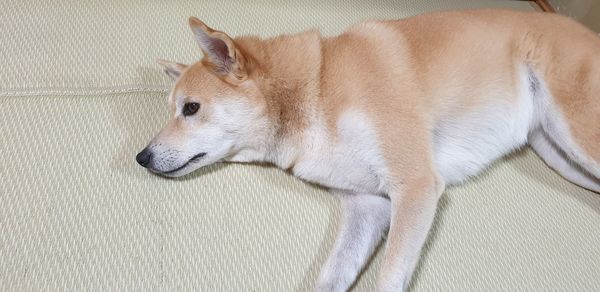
140,9,600,291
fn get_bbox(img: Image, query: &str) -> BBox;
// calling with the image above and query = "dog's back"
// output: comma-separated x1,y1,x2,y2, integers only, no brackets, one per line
314,9,600,190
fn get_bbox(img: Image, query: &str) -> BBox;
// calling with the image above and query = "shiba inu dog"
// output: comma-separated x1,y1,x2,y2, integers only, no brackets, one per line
136,9,600,291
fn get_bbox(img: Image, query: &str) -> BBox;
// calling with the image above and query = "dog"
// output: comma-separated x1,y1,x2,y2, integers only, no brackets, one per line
136,9,600,291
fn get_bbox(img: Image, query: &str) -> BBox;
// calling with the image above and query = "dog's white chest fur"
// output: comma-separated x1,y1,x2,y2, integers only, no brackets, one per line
292,110,388,194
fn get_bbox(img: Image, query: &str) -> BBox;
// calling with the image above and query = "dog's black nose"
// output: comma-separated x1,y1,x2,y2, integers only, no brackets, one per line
136,148,153,167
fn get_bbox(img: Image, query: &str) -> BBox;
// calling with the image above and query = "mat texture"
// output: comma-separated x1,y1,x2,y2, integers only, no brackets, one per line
1,0,534,96
1,1,600,292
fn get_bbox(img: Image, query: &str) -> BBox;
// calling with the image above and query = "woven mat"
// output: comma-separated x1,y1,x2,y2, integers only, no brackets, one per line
2,1,600,291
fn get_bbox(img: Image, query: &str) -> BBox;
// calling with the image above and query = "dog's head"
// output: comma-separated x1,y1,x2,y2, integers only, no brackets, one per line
136,17,270,177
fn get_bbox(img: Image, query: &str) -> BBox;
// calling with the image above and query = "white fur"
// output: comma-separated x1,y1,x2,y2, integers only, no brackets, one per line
529,130,600,193
150,96,269,176
533,82,600,179
433,66,535,184
289,109,392,290
528,67,600,191
316,191,390,292
292,109,388,194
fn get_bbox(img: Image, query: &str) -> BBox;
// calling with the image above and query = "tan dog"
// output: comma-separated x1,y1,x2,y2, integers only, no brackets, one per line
136,9,600,291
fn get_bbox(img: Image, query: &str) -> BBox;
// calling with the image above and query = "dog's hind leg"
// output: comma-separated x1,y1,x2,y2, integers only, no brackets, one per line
528,63,600,194
315,191,391,292
529,130,600,193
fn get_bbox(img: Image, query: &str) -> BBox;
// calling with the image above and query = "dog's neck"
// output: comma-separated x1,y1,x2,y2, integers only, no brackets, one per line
236,31,324,169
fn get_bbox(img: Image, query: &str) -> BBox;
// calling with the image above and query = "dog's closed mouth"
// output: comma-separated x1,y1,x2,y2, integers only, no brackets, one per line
163,152,207,174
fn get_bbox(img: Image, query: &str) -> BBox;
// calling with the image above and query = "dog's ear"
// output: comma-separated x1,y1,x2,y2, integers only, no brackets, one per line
189,17,247,85
158,59,188,80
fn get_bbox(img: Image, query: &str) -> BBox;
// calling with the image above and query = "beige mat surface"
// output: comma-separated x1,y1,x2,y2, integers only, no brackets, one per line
1,1,599,291
1,0,534,96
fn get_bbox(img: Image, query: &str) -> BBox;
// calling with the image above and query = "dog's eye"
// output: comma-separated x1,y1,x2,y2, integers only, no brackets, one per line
183,102,200,116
